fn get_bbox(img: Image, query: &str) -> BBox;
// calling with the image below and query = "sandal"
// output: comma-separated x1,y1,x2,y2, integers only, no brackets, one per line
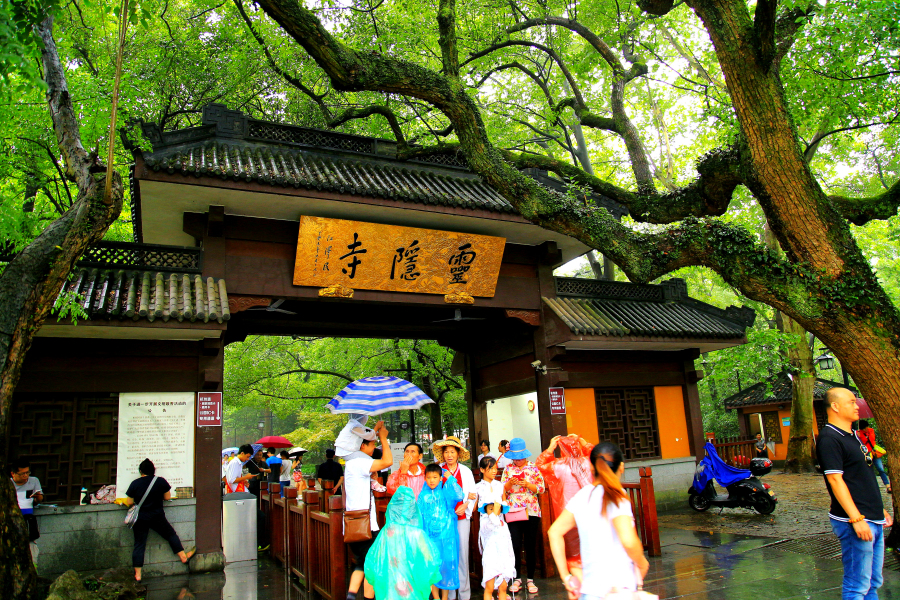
510,579,522,593
526,580,538,594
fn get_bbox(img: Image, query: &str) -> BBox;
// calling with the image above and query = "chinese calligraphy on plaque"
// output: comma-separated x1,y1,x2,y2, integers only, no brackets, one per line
294,216,506,296
115,392,195,498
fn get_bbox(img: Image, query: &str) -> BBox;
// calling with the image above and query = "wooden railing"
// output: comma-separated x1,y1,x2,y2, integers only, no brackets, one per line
263,468,660,596
711,437,756,467
538,465,661,578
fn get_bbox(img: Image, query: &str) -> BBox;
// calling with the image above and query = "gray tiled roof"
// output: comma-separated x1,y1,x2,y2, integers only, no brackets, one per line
723,370,852,409
62,267,229,324
545,277,755,340
126,104,627,243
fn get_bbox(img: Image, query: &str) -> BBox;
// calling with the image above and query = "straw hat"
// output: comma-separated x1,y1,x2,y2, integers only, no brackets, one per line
433,436,471,462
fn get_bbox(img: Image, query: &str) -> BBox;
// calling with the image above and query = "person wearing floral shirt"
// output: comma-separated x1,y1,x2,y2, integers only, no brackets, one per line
500,438,545,595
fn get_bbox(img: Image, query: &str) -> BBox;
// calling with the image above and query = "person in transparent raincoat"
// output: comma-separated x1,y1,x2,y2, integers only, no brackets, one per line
417,463,465,600
364,486,441,600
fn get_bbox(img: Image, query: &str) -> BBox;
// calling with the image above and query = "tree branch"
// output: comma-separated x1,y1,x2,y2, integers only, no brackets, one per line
327,105,407,148
461,40,587,110
437,0,459,78
233,0,332,121
830,179,900,226
39,18,94,192
502,16,623,72
754,0,777,70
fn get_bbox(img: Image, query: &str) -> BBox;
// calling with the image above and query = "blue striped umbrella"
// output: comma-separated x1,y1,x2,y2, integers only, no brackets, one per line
327,376,434,416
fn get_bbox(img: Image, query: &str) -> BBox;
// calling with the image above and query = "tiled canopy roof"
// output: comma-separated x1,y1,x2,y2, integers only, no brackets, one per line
723,370,852,409
62,267,229,324
545,277,755,339
127,104,626,236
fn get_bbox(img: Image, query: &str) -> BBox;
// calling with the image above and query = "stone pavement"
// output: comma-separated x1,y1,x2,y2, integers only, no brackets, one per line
138,526,900,600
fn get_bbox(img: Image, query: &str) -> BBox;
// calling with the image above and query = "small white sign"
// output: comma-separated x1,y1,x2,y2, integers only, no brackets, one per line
390,442,407,473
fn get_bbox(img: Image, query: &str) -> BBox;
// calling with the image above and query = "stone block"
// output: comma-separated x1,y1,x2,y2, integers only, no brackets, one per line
189,551,226,574
38,512,98,533
95,509,129,529
36,532,67,554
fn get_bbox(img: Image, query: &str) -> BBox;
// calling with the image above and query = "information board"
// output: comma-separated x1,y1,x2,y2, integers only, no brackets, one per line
116,392,195,498
549,387,567,415
198,392,223,427
293,216,506,297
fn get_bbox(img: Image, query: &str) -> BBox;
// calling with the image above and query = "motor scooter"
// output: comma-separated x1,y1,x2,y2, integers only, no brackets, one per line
688,441,777,515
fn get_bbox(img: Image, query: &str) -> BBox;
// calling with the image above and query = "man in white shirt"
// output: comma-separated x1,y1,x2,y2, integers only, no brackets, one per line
224,445,255,494
11,458,43,562
336,418,393,600
497,440,512,469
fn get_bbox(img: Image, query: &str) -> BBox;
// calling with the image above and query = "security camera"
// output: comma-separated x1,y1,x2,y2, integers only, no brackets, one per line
531,360,547,375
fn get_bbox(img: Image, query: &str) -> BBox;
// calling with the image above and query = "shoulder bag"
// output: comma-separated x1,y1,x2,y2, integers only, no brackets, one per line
125,476,158,528
343,488,373,543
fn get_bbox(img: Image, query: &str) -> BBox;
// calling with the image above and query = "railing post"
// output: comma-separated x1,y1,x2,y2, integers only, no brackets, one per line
284,487,298,568
329,493,348,600
639,467,661,556
538,492,556,578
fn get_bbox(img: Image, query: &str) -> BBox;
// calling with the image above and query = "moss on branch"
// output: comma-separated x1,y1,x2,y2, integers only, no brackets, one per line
830,179,900,226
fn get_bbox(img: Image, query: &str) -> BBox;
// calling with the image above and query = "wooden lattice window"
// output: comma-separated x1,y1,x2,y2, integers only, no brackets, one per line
814,401,828,432
594,387,661,460
8,394,118,504
761,411,783,444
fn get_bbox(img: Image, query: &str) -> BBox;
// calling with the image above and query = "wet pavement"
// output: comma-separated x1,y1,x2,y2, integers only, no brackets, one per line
659,471,895,539
138,527,900,600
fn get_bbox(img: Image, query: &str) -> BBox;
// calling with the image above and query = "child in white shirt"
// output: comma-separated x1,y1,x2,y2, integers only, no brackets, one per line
475,456,516,600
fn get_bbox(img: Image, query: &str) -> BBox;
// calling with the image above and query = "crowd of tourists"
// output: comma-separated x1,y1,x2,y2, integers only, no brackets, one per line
334,415,649,600
8,385,895,598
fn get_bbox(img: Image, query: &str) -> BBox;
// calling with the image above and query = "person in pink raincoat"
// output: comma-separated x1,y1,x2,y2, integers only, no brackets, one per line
535,434,594,574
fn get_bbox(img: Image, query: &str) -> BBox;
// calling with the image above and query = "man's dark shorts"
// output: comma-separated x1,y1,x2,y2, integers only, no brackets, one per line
348,530,379,572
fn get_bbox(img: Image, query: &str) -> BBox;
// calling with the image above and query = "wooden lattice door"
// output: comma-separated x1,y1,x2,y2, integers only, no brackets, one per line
594,388,661,460
9,393,119,504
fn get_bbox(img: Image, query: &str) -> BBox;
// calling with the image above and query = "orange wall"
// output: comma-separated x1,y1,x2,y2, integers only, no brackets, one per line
655,386,692,459
564,388,599,445
742,406,816,461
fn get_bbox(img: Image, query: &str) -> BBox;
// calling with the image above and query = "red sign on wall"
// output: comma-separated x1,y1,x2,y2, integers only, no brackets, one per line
197,392,222,427
549,387,566,415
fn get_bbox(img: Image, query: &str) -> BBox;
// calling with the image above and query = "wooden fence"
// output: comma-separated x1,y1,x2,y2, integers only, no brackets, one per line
711,436,757,466
260,468,660,597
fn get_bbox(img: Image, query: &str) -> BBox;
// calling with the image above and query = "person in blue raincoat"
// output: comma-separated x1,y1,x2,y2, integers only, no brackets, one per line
365,486,441,600
418,463,465,600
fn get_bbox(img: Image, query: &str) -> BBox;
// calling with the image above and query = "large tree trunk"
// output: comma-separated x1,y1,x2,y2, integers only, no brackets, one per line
0,18,124,600
781,315,816,472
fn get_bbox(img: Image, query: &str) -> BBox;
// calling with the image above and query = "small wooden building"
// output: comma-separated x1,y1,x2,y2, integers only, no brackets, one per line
8,104,755,576
722,370,851,461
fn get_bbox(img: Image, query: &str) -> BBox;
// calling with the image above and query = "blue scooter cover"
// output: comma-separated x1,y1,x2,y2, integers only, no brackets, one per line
694,442,752,489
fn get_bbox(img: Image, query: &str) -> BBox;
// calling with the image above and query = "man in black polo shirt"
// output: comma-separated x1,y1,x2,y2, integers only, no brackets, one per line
818,387,893,600
316,449,344,491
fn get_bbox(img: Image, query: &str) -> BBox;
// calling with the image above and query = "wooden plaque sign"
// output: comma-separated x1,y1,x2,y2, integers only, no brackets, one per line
293,216,506,297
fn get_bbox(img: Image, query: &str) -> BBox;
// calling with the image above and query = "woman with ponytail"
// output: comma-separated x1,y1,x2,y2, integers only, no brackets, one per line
548,442,650,600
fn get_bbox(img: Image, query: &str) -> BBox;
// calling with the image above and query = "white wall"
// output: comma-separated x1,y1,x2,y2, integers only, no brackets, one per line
486,392,543,457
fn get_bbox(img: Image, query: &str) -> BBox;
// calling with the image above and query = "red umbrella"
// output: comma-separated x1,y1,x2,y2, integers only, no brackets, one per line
856,398,875,419
256,435,293,448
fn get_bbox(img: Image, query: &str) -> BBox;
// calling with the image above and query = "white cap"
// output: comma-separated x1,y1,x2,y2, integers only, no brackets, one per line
334,417,377,458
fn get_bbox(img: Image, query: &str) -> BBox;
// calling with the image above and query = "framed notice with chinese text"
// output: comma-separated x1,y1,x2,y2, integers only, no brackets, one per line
293,216,506,296
115,393,195,498
197,392,222,427
549,387,566,415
